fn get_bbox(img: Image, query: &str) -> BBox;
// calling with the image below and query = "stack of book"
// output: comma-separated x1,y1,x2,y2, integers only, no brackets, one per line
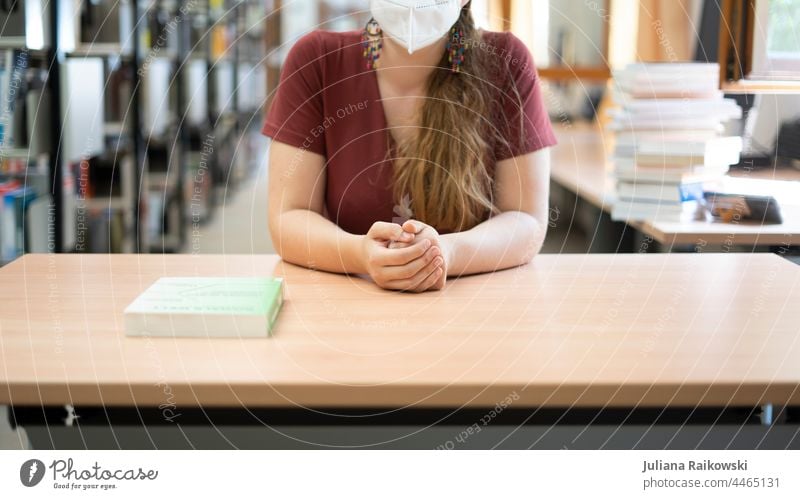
609,63,743,222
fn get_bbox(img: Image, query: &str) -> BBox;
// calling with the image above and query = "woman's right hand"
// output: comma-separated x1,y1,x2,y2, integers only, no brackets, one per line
360,222,444,292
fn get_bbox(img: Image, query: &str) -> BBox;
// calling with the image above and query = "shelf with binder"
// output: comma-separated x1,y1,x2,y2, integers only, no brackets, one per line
0,52,50,153
77,0,135,51
0,0,52,51
84,197,131,211
67,44,134,59
104,122,129,139
71,152,136,253
230,0,268,186
0,46,55,262
144,169,184,253
261,0,367,105
209,60,235,121
52,0,140,252
139,47,182,251
179,1,217,228
0,170,51,262
138,0,182,62
322,0,370,30
1,148,35,160
77,206,130,253
102,58,135,155
55,0,135,58
54,57,106,254
146,0,200,251
142,128,184,253
0,155,48,177
0,1,166,258
207,0,241,192
183,149,214,223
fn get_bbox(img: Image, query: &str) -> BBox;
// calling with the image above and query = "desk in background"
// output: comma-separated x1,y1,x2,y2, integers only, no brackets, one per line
2,254,799,449
549,123,800,251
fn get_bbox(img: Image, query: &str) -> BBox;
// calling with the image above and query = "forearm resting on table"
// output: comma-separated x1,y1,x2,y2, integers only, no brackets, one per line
443,210,546,277
270,209,365,274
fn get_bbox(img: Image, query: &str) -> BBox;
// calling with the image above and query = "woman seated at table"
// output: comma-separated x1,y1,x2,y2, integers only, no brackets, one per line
264,0,556,292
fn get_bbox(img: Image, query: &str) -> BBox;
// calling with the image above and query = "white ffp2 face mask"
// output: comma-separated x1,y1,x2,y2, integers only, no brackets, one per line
370,0,463,55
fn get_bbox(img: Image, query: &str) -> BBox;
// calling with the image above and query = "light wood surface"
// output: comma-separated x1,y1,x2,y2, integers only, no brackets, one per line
1,254,800,409
551,123,800,246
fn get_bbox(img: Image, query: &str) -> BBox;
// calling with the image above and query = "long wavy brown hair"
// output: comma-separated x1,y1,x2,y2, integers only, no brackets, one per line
392,1,518,232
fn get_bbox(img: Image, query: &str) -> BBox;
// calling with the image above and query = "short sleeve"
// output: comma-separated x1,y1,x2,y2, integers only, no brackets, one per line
262,32,326,156
492,33,557,161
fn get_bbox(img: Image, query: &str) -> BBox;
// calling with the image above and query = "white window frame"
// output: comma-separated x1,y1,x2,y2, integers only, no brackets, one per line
749,0,800,81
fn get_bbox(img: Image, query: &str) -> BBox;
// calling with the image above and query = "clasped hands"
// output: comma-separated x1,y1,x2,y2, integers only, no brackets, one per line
361,220,451,292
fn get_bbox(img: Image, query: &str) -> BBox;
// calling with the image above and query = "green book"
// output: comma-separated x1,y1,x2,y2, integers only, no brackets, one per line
124,277,284,338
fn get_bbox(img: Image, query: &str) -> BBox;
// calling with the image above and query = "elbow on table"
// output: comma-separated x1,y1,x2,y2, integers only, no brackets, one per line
269,236,309,269
517,214,546,265
267,214,297,265
267,217,283,256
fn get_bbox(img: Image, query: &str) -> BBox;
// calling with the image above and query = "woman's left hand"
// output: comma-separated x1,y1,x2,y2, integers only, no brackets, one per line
388,220,452,291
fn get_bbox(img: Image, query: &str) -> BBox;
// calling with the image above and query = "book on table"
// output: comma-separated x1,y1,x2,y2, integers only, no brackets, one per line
608,62,744,222
124,277,284,338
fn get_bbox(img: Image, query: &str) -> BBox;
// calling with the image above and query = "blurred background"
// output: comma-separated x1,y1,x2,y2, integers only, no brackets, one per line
0,0,798,263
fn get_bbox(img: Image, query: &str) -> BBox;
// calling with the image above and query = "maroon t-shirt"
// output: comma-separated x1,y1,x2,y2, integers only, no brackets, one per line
262,30,557,235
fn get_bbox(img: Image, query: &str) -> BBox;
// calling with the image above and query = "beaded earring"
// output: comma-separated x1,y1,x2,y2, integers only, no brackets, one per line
446,25,466,73
361,18,382,70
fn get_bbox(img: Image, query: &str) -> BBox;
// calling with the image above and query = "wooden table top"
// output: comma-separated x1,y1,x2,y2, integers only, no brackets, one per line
1,253,800,409
551,123,800,246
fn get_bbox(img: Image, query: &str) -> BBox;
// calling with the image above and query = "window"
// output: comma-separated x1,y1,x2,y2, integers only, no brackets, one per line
509,0,611,80
750,0,800,80
719,0,800,91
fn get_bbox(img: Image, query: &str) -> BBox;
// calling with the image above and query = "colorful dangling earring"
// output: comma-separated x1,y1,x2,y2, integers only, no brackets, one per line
446,25,466,73
362,18,382,70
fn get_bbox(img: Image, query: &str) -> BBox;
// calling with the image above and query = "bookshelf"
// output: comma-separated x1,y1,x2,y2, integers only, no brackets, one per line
0,1,59,264
0,0,273,263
